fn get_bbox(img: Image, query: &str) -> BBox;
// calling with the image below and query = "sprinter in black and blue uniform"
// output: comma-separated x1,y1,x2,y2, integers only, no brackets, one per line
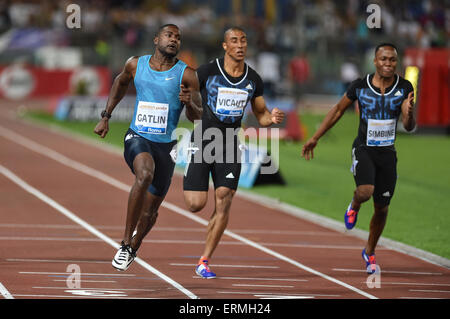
94,24,202,271
302,43,416,274
183,27,285,279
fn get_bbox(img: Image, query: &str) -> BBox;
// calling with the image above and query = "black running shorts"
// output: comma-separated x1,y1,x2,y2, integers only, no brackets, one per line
351,144,397,206
123,128,177,197
183,134,242,191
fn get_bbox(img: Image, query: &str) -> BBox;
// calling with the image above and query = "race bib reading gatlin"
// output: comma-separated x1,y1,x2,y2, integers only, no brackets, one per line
215,87,248,117
367,119,396,146
135,101,169,134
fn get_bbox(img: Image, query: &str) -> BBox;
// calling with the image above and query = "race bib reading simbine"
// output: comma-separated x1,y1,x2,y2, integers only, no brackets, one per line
367,119,396,146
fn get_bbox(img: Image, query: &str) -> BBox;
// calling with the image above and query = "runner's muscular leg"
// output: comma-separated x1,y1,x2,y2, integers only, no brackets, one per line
352,184,374,211
131,191,163,251
123,152,155,246
184,190,208,212
202,186,235,258
365,202,388,255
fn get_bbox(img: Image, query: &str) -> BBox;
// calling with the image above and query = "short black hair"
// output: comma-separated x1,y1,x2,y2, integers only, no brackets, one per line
375,43,398,55
223,26,246,41
156,24,179,37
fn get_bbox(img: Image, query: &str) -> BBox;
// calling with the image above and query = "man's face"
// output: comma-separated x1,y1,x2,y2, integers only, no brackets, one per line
223,30,247,61
374,46,398,78
155,26,181,57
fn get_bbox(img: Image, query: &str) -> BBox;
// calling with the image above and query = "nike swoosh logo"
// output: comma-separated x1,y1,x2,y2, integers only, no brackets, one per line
165,77,175,81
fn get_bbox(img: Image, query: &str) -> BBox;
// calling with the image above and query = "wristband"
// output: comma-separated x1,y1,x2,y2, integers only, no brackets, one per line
101,110,111,119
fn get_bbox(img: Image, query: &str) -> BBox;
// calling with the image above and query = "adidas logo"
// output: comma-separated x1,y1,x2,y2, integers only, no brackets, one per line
394,90,402,96
246,84,252,90
382,191,391,197
225,173,234,179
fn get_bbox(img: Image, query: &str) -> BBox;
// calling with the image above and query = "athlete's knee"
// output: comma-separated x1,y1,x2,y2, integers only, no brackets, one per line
215,188,235,210
374,203,389,217
184,192,207,213
135,168,154,188
354,185,374,203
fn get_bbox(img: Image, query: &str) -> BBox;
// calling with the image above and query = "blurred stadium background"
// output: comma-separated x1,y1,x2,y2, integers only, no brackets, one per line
0,0,449,258
0,0,448,132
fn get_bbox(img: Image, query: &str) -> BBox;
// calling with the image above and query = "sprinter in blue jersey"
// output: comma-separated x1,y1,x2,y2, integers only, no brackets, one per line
301,43,415,274
94,24,202,271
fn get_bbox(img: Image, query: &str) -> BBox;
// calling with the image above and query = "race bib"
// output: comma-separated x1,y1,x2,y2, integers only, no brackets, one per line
216,87,248,117
367,119,396,146
135,101,169,134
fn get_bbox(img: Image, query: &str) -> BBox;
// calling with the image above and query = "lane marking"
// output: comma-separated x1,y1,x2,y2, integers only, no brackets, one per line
19,271,136,276
0,282,14,299
33,286,156,292
409,289,450,293
0,126,378,299
1,237,372,250
171,263,279,269
232,284,294,288
200,276,308,282
217,291,340,297
53,280,117,283
333,268,442,275
364,282,450,287
0,165,198,299
7,258,110,264
11,294,158,299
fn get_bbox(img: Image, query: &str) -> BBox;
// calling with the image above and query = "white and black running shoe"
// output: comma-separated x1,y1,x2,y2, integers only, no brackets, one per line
112,241,136,271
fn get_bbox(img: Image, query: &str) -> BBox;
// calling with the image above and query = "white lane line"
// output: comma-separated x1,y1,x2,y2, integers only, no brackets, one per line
171,263,279,269
53,280,117,283
11,294,158,299
333,268,442,275
409,289,450,293
203,276,308,282
7,258,110,264
19,271,135,276
364,282,450,287
399,297,445,299
0,165,197,299
0,126,377,299
33,286,156,292
1,237,368,250
232,284,294,288
217,291,340,297
0,282,14,299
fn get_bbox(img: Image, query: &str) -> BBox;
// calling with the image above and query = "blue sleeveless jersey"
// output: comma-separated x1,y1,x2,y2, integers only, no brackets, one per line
130,55,187,143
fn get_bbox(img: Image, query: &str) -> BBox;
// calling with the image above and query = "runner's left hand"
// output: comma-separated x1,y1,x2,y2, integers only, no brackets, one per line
271,108,284,124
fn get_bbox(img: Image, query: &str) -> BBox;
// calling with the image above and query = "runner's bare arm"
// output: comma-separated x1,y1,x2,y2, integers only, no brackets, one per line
401,91,416,132
94,56,138,138
301,94,354,160
250,96,285,127
180,67,202,122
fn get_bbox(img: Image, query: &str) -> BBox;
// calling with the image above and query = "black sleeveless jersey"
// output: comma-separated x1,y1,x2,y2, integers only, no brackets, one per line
346,73,413,150
196,57,264,130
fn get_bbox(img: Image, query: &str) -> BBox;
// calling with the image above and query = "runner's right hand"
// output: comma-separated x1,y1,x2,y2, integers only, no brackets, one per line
94,118,109,138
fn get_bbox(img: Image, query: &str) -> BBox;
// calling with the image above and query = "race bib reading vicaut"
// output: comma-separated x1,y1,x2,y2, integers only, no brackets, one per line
216,87,248,117
135,101,169,134
367,119,396,146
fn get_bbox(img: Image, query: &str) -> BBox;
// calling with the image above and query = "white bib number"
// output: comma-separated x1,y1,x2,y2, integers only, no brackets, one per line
215,87,248,117
135,101,169,134
367,119,396,146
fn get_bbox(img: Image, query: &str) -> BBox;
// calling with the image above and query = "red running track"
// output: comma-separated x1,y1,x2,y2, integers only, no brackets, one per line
0,104,449,300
